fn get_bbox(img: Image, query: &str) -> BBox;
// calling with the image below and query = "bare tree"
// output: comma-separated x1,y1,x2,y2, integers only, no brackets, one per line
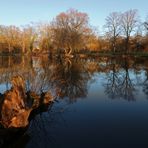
121,9,139,52
51,9,90,56
105,12,121,52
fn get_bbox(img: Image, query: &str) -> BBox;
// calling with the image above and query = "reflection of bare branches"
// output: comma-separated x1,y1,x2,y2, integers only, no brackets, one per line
119,69,136,101
0,55,143,103
118,59,136,101
104,58,136,101
24,56,53,94
0,55,91,104
104,57,121,99
105,70,121,99
49,58,90,103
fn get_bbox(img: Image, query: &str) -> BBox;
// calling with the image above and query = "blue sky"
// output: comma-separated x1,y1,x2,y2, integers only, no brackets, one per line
0,0,147,29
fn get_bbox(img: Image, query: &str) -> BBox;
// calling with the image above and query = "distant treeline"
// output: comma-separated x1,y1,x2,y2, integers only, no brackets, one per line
0,9,148,55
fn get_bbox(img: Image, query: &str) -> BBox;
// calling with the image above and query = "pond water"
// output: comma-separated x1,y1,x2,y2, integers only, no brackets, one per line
0,55,148,148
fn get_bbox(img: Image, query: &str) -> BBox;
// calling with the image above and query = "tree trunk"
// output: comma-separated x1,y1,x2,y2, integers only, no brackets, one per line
125,36,129,53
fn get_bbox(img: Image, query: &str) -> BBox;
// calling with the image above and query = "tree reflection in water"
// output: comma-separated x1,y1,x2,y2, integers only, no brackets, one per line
49,57,90,103
0,55,148,147
0,55,91,147
104,57,121,99
119,57,136,101
104,57,136,101
0,55,147,102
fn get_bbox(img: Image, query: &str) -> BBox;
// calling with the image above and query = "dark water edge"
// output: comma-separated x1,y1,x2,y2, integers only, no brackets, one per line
0,55,148,147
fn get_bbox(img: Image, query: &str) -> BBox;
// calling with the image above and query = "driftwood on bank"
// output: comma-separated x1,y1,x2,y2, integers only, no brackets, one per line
0,75,53,128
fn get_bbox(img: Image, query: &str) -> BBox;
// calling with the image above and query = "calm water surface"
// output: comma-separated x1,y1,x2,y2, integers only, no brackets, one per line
0,55,148,148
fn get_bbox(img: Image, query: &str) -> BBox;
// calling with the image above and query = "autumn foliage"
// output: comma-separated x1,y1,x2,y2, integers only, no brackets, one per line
0,9,148,55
